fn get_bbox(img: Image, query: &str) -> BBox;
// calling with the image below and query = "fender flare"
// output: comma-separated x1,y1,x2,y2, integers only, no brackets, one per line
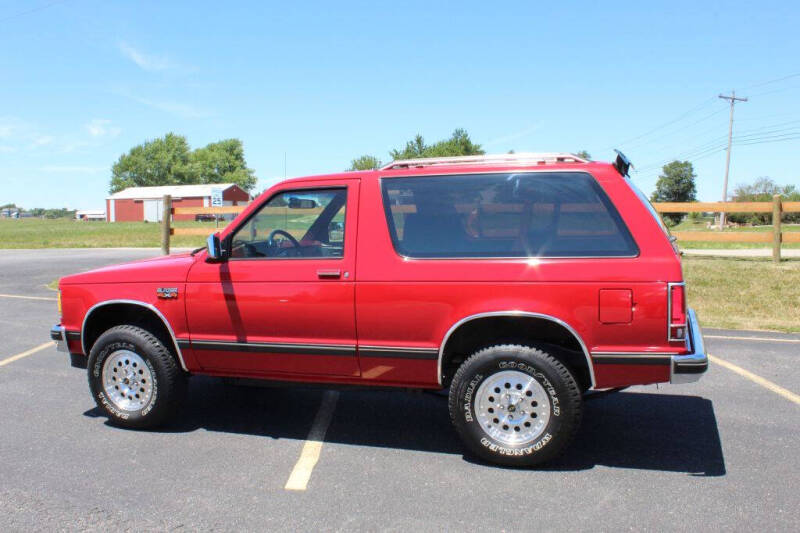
81,299,188,371
437,311,595,388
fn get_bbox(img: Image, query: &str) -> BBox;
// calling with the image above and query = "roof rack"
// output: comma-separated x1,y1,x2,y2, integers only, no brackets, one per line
380,152,588,171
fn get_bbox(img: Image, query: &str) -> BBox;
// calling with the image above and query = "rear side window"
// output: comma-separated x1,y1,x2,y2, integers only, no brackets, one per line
381,172,638,258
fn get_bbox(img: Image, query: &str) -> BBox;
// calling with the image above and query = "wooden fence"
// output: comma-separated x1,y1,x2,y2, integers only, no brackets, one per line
159,194,799,262
653,195,800,262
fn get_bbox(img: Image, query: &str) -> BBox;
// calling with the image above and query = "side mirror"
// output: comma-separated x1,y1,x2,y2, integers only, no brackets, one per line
206,233,224,262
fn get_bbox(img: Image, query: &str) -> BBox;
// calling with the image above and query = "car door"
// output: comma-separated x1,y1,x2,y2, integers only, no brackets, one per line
185,179,360,377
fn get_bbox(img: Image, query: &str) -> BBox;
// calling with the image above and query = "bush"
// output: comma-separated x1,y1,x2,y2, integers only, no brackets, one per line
727,177,800,225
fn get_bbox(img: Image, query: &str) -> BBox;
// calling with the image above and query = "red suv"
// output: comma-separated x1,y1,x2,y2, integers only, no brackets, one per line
51,152,707,466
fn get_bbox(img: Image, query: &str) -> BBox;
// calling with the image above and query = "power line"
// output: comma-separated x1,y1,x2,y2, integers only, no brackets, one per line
611,97,717,148
0,0,68,23
619,106,728,152
744,71,800,90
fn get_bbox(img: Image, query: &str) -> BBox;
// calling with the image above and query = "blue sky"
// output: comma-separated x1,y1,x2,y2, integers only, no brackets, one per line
1,0,798,210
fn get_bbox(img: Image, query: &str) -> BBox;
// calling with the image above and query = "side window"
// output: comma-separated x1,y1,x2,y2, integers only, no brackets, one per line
381,172,637,258
230,188,347,259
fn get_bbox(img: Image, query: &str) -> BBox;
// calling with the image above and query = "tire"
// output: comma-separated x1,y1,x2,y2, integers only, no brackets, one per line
88,325,185,429
448,344,582,467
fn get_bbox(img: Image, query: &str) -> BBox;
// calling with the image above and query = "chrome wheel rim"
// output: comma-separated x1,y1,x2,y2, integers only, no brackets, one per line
101,350,154,412
474,370,551,446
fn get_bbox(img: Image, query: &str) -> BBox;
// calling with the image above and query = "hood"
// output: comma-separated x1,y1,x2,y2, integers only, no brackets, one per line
60,252,197,285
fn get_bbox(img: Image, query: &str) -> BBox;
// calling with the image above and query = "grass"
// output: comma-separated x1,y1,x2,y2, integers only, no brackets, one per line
683,256,800,332
670,217,800,249
0,218,215,249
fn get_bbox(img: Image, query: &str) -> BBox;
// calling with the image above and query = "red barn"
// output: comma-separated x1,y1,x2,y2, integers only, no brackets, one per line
106,184,250,222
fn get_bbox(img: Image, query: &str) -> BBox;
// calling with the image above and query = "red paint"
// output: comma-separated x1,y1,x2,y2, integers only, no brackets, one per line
59,160,696,390
598,289,633,324
112,199,144,222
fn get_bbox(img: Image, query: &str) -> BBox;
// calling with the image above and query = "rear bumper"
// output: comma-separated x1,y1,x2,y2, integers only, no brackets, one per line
50,325,68,353
670,308,708,383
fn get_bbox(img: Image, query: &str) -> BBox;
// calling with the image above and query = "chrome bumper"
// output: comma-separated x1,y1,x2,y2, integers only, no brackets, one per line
50,325,69,353
670,309,708,384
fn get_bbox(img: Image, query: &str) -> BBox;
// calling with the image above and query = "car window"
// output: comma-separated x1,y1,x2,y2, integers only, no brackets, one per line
626,179,680,254
230,188,346,259
381,172,637,258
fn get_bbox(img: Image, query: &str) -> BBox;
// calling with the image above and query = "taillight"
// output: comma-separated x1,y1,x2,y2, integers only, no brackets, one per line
668,283,687,341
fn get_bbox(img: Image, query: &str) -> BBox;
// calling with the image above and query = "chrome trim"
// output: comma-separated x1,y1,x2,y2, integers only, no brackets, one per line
50,325,68,353
670,308,708,384
359,345,437,352
437,311,596,388
592,356,671,366
592,352,679,357
667,282,687,342
81,300,188,372
190,339,356,356
359,345,439,360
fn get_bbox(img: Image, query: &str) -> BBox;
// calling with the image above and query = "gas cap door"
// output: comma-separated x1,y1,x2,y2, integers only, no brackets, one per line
598,289,633,324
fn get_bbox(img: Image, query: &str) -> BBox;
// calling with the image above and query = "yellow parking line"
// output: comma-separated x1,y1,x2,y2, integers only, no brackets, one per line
705,334,800,344
0,293,57,302
0,341,55,367
284,390,339,491
709,354,800,405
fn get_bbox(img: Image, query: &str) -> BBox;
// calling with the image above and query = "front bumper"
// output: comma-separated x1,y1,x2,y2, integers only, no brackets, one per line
50,325,68,353
670,308,708,384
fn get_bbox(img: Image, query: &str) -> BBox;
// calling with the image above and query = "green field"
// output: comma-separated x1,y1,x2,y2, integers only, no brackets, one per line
683,256,800,332
0,218,214,249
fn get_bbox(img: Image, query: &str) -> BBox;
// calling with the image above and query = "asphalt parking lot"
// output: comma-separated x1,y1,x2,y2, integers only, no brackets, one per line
1,249,798,531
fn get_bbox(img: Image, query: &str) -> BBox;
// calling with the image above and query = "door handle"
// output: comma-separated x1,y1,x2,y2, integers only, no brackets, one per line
317,269,341,279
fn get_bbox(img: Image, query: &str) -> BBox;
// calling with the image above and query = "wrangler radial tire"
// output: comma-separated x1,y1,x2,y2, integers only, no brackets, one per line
88,325,186,429
448,344,582,467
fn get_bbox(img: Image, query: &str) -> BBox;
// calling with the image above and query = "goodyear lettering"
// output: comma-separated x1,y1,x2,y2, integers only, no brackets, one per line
463,373,483,422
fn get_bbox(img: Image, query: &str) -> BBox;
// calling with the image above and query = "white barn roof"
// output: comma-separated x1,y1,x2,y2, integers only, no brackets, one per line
107,183,238,200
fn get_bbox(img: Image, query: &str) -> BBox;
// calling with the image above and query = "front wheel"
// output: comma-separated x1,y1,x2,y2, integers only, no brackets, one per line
448,344,582,467
88,325,185,428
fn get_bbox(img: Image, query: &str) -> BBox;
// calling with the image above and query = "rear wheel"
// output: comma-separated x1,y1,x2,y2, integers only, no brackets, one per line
88,325,185,428
448,344,582,466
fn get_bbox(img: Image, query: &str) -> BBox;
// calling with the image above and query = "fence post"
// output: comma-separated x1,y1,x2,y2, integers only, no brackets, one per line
773,194,782,263
161,194,172,255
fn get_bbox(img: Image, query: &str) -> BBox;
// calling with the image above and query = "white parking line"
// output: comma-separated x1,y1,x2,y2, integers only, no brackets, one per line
284,390,339,491
705,334,800,344
709,354,800,405
0,341,55,367
0,293,57,302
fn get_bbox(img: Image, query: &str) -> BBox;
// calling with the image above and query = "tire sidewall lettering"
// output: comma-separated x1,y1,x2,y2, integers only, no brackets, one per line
459,357,563,456
90,339,157,420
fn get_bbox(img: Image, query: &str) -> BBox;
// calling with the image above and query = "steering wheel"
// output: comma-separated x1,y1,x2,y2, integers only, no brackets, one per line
268,229,300,250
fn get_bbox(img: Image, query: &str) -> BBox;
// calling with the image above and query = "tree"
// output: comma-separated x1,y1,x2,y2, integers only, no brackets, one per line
348,155,381,171
110,133,191,193
576,150,591,160
110,133,256,193
651,160,697,224
188,139,257,191
389,128,484,160
729,177,800,224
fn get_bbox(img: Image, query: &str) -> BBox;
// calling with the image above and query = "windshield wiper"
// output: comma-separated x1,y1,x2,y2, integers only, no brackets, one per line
190,246,205,256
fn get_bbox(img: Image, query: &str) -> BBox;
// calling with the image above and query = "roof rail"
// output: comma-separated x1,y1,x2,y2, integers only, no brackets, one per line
380,152,588,171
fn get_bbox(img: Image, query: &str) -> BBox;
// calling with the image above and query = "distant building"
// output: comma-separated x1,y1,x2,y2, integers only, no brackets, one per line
75,209,106,221
1,208,20,218
106,183,250,222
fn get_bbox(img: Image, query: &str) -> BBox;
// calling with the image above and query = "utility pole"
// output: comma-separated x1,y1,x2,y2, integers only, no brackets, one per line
717,90,748,228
